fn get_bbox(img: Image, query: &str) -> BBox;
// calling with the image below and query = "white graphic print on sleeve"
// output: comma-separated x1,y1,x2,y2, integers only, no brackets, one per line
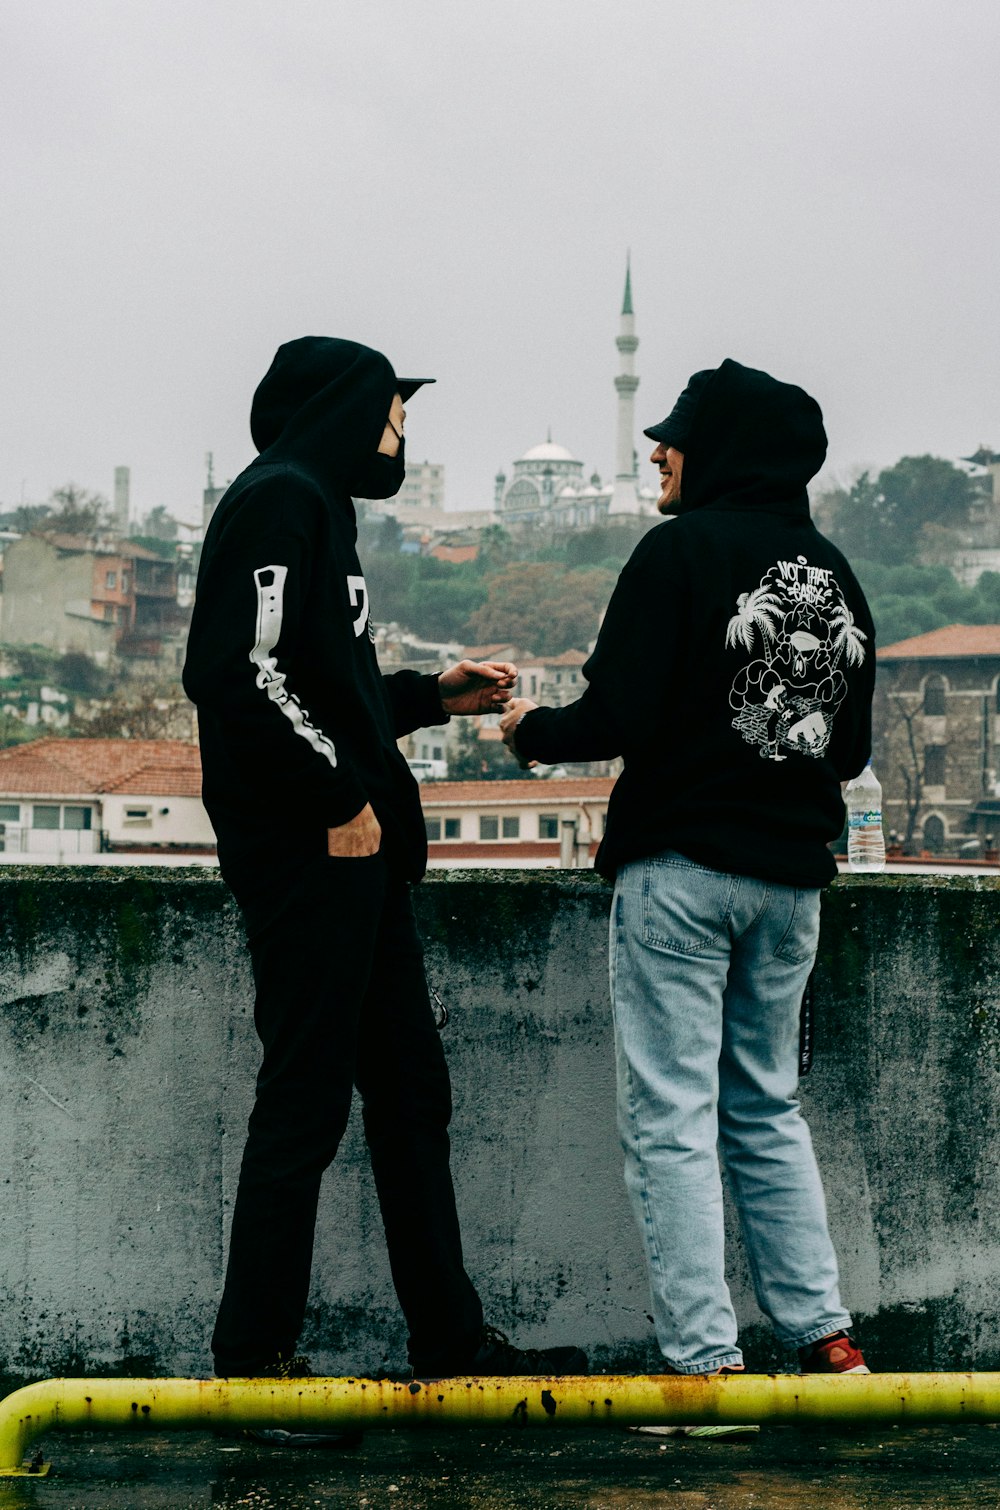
250,565,338,768
724,554,866,762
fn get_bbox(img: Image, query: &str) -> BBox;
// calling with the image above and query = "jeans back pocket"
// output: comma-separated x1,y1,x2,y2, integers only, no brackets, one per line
641,853,737,955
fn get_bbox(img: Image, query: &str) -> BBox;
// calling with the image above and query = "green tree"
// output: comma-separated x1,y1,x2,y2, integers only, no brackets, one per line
7,503,52,533
827,457,979,565
448,718,528,781
464,562,615,656
476,525,515,572
47,483,109,536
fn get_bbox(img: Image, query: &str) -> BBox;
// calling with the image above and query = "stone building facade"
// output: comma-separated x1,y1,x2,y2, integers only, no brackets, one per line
875,624,1000,855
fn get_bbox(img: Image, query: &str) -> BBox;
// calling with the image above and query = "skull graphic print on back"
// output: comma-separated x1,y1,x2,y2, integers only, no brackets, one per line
726,555,867,762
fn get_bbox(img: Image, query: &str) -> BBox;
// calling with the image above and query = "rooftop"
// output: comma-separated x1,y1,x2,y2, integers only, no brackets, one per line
878,624,1000,660
520,441,577,463
420,776,614,805
0,738,202,797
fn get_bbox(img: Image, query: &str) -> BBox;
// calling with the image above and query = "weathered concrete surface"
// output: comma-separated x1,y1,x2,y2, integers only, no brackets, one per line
0,870,998,1386
2,1425,1000,1509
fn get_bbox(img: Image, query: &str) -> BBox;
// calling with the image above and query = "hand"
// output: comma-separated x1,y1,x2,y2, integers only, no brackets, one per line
438,659,518,716
327,802,381,857
500,697,539,767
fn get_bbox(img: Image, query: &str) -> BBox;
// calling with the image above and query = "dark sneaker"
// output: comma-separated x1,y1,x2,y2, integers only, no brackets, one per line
415,1323,588,1378
798,1331,870,1374
215,1352,315,1380
214,1354,363,1448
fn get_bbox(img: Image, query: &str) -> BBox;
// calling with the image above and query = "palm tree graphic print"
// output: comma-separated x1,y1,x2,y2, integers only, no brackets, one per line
726,555,867,761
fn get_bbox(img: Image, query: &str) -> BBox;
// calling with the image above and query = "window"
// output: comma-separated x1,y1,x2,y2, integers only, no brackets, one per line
923,676,946,716
502,816,520,838
923,815,945,852
124,806,152,825
444,818,461,839
32,805,60,830
121,573,129,593
539,814,558,840
104,604,116,622
425,818,442,841
924,746,946,786
479,815,499,840
105,570,117,590
432,746,443,761
63,806,91,831
0,804,18,823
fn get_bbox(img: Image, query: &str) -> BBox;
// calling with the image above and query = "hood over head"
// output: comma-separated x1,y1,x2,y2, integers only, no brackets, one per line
249,336,424,492
643,369,715,451
651,358,828,516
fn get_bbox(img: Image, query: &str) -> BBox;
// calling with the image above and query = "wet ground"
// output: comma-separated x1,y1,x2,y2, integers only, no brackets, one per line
1,1424,998,1509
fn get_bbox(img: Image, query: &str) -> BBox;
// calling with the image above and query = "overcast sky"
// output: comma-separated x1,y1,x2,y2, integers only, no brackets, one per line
2,0,998,526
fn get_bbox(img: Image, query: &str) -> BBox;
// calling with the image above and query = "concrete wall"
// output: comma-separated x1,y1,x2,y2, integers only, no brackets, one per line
0,869,998,1388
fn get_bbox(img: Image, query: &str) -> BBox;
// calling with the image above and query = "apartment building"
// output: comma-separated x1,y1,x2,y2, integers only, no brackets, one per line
419,776,614,868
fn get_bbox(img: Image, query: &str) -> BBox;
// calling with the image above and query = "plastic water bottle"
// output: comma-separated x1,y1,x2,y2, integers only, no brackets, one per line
845,762,886,873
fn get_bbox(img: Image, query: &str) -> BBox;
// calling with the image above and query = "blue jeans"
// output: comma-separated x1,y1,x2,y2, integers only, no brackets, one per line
610,851,853,1373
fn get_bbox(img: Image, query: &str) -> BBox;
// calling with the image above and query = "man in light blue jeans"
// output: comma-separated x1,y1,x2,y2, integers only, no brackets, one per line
502,361,876,1373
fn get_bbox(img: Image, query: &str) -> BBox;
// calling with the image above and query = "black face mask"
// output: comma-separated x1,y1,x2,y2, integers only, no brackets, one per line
350,438,405,499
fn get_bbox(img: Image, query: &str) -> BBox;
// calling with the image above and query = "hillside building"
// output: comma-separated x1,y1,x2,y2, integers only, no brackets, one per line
1,532,185,671
876,624,1000,855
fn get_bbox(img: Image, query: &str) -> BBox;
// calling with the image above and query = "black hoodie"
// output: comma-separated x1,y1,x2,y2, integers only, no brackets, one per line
182,337,446,880
516,360,876,886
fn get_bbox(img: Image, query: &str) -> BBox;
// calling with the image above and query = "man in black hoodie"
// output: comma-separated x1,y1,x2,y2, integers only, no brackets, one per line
501,360,875,1378
184,337,586,1383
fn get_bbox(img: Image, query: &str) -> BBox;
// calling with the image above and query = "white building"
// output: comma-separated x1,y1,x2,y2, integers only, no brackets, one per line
419,776,613,868
0,738,216,864
493,262,658,528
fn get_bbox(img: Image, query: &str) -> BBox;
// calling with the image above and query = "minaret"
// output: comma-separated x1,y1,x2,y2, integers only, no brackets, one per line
608,256,641,516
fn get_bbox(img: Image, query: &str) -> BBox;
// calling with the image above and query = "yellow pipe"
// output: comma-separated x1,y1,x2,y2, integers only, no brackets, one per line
2,1372,1000,1477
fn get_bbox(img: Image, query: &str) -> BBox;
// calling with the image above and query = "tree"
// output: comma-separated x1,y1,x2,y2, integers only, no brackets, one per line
448,718,528,781
47,483,109,536
139,505,178,543
464,562,616,656
70,689,194,740
376,514,403,554
56,652,110,696
872,684,924,854
7,503,52,533
826,457,980,565
476,525,515,572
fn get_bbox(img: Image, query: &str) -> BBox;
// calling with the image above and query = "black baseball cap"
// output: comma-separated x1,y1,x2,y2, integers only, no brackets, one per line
397,379,435,402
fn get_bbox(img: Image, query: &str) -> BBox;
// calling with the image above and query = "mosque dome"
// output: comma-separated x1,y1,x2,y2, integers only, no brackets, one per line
520,441,577,463
557,484,579,498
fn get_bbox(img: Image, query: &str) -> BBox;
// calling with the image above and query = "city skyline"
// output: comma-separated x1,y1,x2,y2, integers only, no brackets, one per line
3,1,998,527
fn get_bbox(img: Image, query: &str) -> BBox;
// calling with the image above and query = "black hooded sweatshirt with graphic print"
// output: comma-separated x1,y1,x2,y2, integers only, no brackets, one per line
182,337,447,880
515,359,876,886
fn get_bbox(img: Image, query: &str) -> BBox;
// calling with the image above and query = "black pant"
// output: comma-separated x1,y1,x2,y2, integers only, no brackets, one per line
212,852,483,1373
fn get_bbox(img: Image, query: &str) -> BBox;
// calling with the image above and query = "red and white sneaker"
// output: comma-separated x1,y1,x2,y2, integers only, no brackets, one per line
799,1332,870,1374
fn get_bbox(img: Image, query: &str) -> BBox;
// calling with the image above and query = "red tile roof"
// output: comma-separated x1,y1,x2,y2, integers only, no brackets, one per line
420,777,614,804
460,643,520,659
539,649,588,667
429,544,478,564
878,625,1000,660
0,739,202,797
